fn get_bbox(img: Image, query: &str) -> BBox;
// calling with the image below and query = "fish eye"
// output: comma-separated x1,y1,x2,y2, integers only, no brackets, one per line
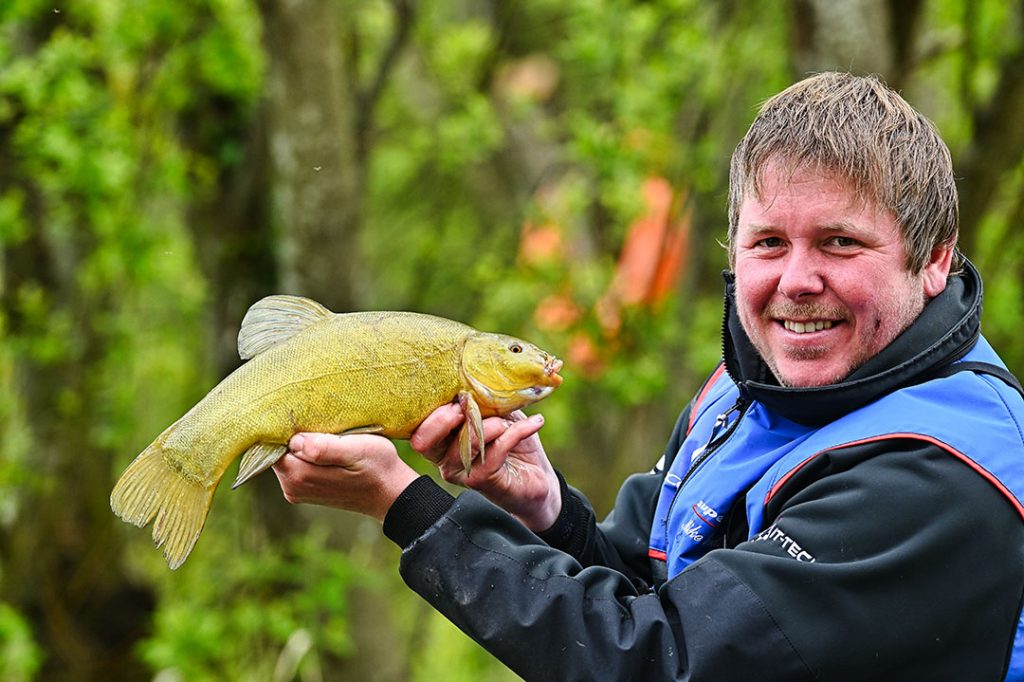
509,343,523,353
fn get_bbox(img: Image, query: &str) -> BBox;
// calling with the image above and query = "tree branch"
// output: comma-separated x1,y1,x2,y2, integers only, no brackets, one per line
356,0,415,162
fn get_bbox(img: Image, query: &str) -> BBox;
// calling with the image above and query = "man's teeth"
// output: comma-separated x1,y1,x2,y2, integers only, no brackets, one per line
783,320,834,334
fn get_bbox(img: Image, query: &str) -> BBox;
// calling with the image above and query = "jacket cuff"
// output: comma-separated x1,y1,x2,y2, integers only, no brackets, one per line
536,470,590,557
383,475,456,550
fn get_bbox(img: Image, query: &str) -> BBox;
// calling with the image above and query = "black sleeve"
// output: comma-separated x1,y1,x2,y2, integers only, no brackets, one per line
534,406,692,584
388,439,1024,681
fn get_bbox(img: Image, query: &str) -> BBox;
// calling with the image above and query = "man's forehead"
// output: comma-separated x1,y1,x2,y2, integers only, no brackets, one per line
741,161,886,219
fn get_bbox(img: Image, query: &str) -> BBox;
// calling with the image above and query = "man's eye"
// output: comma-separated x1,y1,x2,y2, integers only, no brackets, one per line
756,237,784,248
828,236,859,248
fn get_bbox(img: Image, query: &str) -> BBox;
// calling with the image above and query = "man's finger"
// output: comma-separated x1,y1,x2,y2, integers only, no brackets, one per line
286,432,386,468
410,403,465,454
494,414,544,450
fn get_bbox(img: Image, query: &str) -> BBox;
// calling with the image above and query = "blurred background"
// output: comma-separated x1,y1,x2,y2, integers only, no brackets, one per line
1,0,1023,679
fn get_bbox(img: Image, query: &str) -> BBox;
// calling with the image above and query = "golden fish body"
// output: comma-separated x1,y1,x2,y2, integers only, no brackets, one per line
111,296,563,569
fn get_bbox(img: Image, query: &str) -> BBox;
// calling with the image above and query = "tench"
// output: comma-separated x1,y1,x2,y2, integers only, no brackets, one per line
111,295,563,569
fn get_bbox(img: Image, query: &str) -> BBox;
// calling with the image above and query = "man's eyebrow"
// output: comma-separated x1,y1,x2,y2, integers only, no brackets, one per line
820,221,872,236
741,223,779,235
740,221,870,235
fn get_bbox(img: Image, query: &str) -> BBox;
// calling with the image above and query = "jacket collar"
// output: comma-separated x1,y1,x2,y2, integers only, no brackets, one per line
721,260,983,425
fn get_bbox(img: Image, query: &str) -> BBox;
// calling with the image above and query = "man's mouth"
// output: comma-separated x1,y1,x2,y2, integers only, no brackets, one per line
782,319,836,334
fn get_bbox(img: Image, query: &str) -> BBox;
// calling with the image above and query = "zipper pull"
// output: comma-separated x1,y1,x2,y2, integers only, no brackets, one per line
691,396,749,463
711,396,747,438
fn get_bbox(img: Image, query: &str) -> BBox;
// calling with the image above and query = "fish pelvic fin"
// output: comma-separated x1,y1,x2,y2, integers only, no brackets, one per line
237,295,331,360
232,442,287,489
110,444,214,570
457,391,484,475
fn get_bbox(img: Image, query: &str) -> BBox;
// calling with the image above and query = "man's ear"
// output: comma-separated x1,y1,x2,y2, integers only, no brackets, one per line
921,241,955,298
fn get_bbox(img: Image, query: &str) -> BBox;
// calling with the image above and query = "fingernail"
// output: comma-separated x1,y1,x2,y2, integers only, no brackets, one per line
289,435,305,453
530,414,544,424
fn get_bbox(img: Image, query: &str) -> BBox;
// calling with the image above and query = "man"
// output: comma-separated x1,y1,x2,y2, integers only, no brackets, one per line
273,73,1024,680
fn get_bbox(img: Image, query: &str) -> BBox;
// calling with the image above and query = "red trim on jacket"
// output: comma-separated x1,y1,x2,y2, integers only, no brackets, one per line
687,364,727,436
764,433,1024,520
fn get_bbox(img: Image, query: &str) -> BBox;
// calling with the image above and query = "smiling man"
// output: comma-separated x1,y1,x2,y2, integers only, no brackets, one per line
273,73,1024,681
732,165,950,387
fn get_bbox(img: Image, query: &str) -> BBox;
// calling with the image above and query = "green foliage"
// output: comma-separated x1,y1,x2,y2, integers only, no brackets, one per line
972,161,1024,372
409,610,521,682
139,526,361,682
0,602,42,681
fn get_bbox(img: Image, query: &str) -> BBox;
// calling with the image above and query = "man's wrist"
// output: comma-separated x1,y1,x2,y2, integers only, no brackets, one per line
519,470,563,533
376,465,422,521
382,475,456,549
535,470,573,541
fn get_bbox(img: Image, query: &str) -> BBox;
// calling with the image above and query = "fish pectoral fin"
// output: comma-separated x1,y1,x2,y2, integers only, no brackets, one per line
457,391,484,475
237,295,331,360
232,442,288,489
338,425,385,436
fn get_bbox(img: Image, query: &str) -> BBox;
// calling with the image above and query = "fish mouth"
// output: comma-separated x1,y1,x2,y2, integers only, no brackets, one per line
545,357,564,386
524,385,556,400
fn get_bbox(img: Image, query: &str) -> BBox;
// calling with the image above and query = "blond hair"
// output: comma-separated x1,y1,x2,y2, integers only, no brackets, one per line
727,72,960,273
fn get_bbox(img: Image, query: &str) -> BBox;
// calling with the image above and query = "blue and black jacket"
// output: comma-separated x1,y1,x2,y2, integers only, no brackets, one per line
384,262,1024,681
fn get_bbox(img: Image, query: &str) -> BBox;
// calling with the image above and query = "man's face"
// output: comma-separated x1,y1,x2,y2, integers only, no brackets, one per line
733,165,950,388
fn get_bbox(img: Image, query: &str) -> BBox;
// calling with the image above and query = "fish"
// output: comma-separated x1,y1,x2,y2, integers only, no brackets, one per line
110,295,564,569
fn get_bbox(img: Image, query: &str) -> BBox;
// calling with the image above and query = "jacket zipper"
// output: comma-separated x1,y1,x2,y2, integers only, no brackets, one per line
663,394,751,528
681,395,750,487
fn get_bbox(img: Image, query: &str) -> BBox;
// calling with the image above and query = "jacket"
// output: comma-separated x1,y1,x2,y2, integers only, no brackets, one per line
383,262,1024,681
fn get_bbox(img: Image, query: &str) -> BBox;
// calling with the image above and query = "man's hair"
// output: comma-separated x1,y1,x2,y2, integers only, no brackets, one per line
727,72,961,273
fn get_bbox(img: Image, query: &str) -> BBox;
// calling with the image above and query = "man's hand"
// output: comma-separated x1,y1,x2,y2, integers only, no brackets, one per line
410,403,562,532
272,433,420,522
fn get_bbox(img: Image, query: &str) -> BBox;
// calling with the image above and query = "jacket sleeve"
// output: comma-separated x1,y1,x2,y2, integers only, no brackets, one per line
384,438,1024,682
533,406,692,585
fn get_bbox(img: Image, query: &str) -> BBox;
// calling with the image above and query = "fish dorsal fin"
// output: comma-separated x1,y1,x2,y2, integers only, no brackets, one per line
238,295,331,360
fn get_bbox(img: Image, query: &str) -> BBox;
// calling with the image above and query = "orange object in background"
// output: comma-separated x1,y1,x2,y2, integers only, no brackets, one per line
597,176,691,336
534,293,582,332
523,175,692,377
610,176,691,309
519,220,565,267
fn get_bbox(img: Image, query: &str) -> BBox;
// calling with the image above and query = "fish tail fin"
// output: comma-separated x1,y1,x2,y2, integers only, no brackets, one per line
110,443,214,570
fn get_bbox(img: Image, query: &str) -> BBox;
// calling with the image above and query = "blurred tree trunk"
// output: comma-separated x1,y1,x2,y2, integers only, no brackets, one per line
0,16,154,682
790,0,894,77
185,102,277,377
258,1,414,679
789,0,925,83
956,38,1024,252
178,88,305,543
261,0,364,311
0,184,152,682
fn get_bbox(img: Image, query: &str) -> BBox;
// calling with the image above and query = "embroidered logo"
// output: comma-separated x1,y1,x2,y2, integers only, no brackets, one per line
679,500,725,546
693,499,723,527
751,523,816,562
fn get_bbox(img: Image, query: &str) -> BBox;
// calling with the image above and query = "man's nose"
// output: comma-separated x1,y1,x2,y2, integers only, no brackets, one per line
777,247,825,299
